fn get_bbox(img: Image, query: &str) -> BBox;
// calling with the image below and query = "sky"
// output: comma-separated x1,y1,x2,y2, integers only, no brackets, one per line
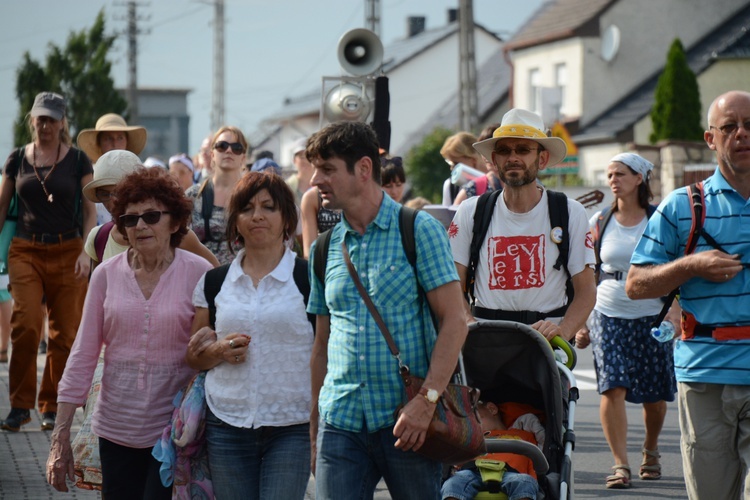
0,0,544,156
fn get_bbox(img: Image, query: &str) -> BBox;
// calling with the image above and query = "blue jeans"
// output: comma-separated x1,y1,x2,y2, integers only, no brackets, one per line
205,408,310,500
441,468,538,500
315,419,442,500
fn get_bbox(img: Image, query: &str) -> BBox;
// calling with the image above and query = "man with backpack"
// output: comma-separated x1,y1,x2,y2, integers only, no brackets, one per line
449,108,596,342
626,90,750,499
306,121,467,499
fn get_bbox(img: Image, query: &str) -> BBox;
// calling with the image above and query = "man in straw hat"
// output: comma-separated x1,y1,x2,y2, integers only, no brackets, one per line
76,113,147,164
449,108,596,342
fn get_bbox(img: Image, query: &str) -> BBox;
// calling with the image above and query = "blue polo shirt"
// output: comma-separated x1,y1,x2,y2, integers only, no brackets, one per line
308,194,459,432
631,168,750,385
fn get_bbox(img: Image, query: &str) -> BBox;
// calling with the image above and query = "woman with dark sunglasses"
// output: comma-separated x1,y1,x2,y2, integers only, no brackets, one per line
47,167,213,498
186,126,248,265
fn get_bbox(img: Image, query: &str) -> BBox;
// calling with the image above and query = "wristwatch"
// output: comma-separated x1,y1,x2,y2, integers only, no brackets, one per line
419,386,439,404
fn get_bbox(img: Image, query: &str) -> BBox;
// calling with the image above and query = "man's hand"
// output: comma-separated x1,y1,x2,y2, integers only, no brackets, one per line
575,327,591,349
393,396,436,451
689,250,743,282
531,320,562,341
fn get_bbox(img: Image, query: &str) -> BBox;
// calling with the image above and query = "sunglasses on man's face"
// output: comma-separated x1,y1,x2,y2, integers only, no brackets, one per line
95,188,115,202
493,145,540,157
119,211,171,228
213,141,245,155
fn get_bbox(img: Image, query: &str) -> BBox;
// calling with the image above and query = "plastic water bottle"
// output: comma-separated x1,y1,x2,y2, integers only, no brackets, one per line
650,321,676,343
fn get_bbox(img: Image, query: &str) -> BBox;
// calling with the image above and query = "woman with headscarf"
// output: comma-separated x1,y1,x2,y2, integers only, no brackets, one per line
0,92,96,433
575,153,677,489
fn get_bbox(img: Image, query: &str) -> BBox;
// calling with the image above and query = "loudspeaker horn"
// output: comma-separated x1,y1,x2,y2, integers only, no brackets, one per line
337,28,384,76
322,81,372,123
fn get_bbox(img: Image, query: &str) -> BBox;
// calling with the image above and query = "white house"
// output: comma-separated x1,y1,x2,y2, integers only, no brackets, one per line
503,0,750,187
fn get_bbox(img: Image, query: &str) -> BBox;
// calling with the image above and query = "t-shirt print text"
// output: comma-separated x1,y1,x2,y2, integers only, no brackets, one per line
488,235,545,290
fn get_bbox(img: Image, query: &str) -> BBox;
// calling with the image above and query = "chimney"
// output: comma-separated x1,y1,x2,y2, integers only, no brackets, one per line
407,16,426,37
447,8,458,23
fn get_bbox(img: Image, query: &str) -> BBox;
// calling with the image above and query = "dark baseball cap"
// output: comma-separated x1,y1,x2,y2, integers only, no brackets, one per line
30,92,66,120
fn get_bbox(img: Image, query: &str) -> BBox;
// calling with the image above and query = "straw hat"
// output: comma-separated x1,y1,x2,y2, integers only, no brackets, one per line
82,150,143,203
473,108,567,167
77,114,147,163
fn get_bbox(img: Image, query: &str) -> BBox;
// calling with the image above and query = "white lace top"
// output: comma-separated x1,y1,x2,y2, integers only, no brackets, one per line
192,248,313,428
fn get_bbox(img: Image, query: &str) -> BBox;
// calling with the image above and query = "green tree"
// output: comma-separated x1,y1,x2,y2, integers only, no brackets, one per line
405,127,453,202
14,10,127,146
650,38,703,143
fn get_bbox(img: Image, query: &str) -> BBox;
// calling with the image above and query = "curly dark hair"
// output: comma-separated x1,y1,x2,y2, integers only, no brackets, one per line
111,167,192,247
305,121,381,182
225,171,298,252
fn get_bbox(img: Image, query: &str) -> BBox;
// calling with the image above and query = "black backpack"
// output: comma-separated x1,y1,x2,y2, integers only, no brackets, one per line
312,206,419,287
466,189,573,322
203,258,314,331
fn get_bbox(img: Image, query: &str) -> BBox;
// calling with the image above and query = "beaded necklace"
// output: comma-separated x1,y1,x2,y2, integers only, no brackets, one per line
32,142,61,203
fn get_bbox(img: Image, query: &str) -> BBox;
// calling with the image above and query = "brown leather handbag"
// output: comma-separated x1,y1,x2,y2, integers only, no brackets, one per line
342,242,486,465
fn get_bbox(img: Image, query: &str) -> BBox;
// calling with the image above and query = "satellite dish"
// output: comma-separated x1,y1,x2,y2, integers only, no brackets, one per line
601,25,621,62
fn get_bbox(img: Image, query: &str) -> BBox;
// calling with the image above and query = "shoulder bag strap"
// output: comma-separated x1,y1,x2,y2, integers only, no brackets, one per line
204,263,231,329
341,240,401,360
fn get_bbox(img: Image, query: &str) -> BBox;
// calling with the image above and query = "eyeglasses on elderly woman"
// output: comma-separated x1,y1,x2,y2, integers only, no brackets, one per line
119,211,171,227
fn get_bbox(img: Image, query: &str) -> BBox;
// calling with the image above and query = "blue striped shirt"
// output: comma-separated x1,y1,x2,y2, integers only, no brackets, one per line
308,194,459,432
631,168,750,384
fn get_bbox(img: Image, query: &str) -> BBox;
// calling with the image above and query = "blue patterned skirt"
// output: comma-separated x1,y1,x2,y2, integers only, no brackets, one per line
590,311,677,404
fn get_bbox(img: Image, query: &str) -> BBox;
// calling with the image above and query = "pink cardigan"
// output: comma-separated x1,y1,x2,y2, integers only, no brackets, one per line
58,249,212,448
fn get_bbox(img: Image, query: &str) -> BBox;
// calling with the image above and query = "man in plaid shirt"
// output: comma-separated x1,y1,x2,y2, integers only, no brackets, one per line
307,121,467,500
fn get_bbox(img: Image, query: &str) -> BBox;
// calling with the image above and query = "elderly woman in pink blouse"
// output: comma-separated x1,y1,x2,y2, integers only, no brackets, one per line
46,168,212,498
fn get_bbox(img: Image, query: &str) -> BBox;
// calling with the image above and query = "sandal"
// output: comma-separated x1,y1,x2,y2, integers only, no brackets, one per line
606,464,631,489
0,350,7,363
640,448,662,480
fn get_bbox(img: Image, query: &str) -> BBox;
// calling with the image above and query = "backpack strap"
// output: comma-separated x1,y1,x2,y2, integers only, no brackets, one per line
94,221,115,263
204,264,231,329
312,227,333,287
593,207,613,280
292,256,316,332
467,189,503,301
652,182,705,328
199,178,214,243
547,190,573,306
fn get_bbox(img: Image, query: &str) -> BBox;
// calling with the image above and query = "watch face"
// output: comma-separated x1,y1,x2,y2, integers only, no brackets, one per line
427,389,439,403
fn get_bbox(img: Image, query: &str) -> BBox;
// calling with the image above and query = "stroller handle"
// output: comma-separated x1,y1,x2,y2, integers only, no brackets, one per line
550,336,577,370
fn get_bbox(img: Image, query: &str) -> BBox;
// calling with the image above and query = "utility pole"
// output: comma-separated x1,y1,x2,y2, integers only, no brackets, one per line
458,0,478,131
211,0,225,132
124,1,146,123
365,0,381,38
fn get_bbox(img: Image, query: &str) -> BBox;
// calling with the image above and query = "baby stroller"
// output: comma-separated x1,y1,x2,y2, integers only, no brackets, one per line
458,320,579,500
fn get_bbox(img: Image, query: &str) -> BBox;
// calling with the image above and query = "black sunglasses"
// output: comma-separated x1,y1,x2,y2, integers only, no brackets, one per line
493,145,540,157
214,141,245,155
119,211,171,228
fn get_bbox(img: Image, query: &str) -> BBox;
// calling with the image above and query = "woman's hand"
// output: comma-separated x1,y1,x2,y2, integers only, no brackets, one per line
75,251,90,280
46,404,77,492
575,327,591,349
220,332,251,365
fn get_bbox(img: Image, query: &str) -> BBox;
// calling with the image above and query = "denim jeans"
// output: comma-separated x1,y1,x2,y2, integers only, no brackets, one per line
98,437,171,500
205,408,310,500
441,468,538,500
315,419,442,500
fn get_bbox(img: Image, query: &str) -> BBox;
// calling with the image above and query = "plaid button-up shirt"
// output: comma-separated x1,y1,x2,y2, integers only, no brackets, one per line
309,194,459,432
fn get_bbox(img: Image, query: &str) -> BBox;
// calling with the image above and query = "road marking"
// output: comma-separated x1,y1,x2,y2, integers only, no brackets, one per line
572,369,598,391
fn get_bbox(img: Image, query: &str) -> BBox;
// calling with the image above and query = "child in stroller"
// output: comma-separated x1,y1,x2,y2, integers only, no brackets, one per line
442,398,546,500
